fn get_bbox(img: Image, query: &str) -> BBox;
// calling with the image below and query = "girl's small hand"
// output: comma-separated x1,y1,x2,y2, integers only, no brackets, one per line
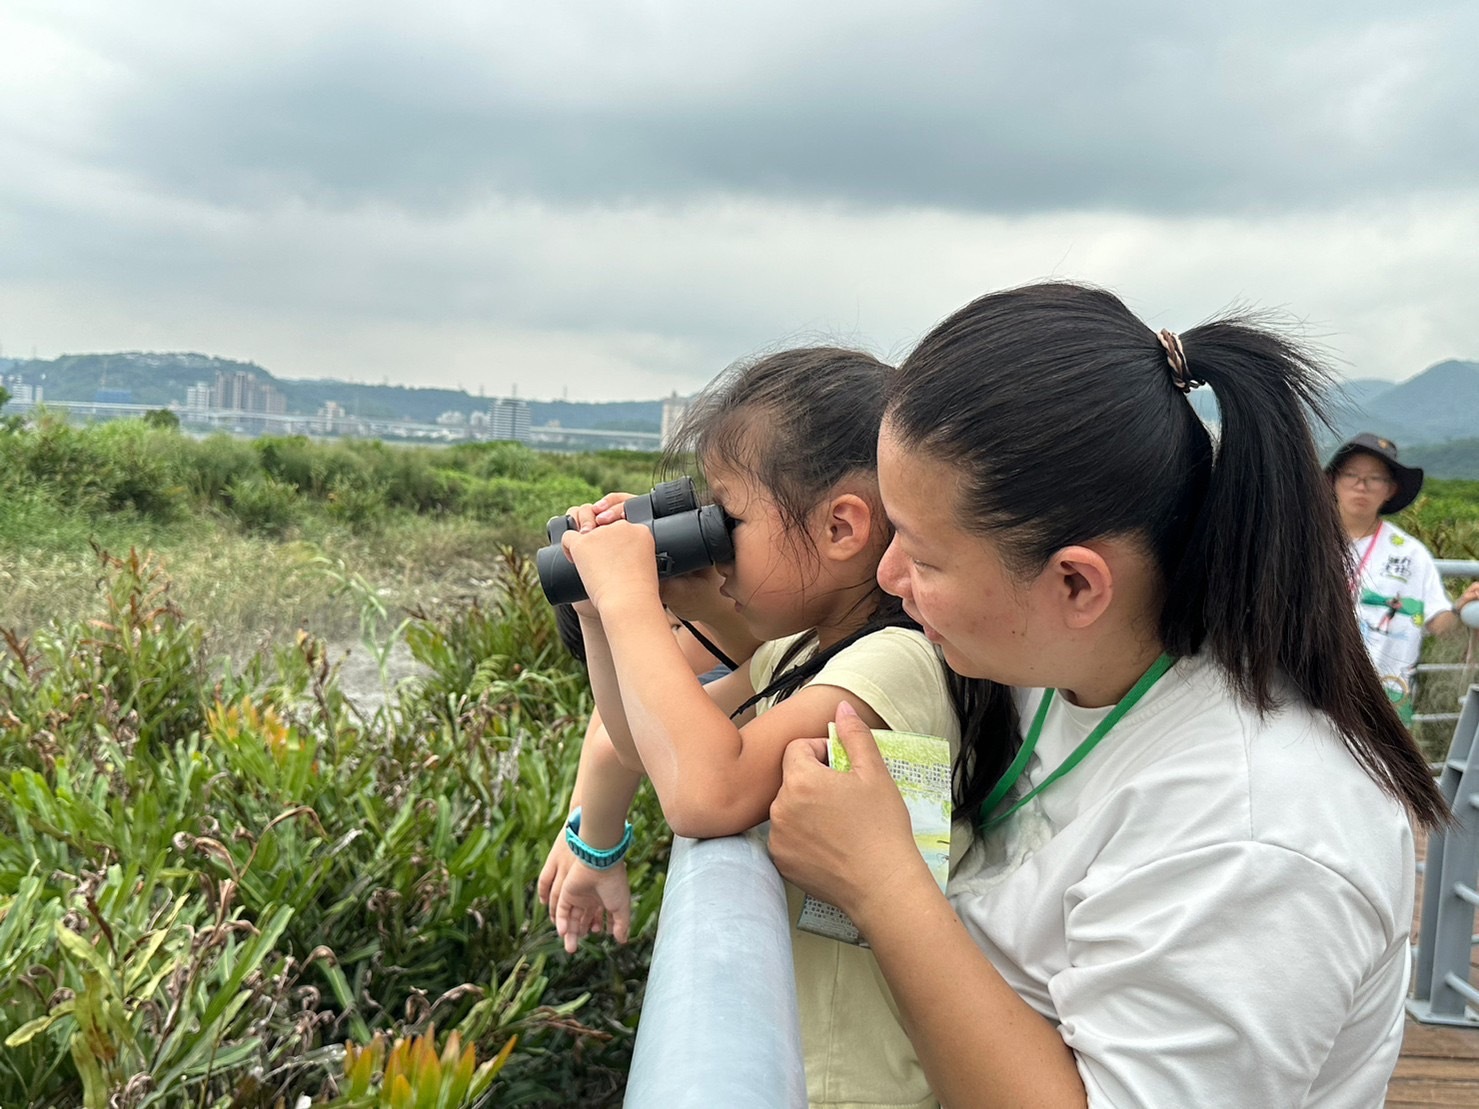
553,860,632,955
562,491,639,534
560,493,642,617
561,521,661,613
1458,580,1479,613
769,703,925,928
537,828,574,916
592,491,637,526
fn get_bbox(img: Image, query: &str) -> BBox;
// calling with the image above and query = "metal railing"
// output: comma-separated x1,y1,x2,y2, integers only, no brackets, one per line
1411,560,1479,726
1408,685,1479,1027
625,833,806,1107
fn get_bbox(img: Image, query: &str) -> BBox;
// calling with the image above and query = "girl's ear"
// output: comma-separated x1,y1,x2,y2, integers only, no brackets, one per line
820,492,875,562
1043,544,1114,629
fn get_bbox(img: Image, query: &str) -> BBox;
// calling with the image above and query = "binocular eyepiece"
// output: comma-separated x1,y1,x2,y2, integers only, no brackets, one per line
535,476,735,606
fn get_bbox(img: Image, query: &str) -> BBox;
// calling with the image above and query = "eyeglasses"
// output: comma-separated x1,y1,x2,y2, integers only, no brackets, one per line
1335,471,1396,490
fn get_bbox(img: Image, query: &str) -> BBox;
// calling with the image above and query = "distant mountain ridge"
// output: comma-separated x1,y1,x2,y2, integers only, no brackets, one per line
0,351,665,431
1325,359,1479,448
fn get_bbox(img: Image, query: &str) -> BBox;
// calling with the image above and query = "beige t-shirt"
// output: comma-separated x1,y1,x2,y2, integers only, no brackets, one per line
751,626,962,1109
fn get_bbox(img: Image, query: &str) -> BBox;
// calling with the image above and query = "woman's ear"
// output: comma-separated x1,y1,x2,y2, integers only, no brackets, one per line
1045,544,1114,629
820,492,875,562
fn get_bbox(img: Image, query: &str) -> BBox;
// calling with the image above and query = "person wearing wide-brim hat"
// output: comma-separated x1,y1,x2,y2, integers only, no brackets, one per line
1326,432,1479,723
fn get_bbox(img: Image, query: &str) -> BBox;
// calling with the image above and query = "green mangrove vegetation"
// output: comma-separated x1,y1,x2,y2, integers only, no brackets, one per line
1,416,669,1106
0,412,1476,1105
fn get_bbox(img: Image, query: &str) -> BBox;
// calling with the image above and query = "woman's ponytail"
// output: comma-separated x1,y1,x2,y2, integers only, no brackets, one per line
1168,321,1447,827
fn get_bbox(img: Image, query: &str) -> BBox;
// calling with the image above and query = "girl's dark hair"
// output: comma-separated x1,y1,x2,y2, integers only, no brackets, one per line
664,346,1019,814
887,281,1446,828
553,603,586,665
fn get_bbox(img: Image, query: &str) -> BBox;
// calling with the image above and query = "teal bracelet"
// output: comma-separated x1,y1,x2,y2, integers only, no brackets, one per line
565,807,634,870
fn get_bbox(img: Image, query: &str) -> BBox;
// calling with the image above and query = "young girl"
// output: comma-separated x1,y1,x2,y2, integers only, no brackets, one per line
548,346,1006,1109
767,282,1448,1108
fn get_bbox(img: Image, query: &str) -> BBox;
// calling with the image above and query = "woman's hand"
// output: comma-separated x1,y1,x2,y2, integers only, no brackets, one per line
1457,580,1479,616
768,702,929,929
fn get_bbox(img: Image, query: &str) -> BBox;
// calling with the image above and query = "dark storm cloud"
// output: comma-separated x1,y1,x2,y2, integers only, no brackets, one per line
82,1,1479,217
4,1,1475,397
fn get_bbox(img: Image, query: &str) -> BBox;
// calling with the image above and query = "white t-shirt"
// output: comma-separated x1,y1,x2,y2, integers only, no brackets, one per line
949,656,1414,1108
1351,519,1452,721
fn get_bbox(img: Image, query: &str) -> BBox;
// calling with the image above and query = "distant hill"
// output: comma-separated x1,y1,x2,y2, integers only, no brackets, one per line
1326,359,1479,447
1325,377,1395,424
1,351,665,431
1403,437,1479,480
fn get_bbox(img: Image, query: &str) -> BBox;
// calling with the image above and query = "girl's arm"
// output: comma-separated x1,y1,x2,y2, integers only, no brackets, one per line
545,718,643,954
770,705,1088,1108
541,609,762,950
564,522,889,838
574,610,645,770
536,713,642,907
562,510,758,774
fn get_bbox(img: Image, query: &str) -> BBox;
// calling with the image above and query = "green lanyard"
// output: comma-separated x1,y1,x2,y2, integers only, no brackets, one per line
979,653,1177,832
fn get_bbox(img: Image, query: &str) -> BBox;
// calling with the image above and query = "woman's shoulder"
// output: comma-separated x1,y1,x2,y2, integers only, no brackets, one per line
1092,658,1413,903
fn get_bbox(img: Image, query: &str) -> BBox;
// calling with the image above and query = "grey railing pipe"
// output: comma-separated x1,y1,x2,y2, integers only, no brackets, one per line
626,833,806,1107
1411,563,1479,724
1435,560,1479,578
1409,684,1479,1027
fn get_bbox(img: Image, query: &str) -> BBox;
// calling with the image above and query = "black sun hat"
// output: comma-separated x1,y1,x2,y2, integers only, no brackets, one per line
1325,432,1424,515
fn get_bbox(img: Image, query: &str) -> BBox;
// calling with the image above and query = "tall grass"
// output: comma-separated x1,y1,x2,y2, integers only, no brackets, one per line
0,419,662,650
0,419,678,1105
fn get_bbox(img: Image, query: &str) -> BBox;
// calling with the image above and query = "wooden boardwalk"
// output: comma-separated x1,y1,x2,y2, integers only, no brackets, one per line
1389,1020,1479,1106
1387,832,1479,1106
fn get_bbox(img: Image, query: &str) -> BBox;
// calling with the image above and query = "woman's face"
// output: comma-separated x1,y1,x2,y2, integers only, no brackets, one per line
875,424,1053,685
1331,453,1395,526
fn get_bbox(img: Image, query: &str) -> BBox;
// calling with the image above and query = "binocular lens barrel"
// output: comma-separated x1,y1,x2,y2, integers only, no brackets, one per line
535,477,734,606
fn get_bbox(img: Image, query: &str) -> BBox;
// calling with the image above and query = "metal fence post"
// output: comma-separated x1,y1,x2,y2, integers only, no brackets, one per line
625,833,807,1107
1408,685,1479,1026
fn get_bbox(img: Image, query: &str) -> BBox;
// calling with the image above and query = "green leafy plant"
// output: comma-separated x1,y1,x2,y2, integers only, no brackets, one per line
0,541,671,1107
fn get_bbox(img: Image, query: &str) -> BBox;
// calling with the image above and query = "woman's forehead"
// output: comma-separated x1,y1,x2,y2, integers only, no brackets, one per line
878,432,960,522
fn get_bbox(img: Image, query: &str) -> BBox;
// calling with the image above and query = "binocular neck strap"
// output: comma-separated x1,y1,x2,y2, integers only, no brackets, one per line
677,617,740,674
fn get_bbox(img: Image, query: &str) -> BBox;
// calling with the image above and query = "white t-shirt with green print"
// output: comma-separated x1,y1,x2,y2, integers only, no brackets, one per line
1351,520,1452,722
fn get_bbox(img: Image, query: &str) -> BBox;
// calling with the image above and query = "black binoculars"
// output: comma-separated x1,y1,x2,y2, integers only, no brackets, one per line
535,477,735,605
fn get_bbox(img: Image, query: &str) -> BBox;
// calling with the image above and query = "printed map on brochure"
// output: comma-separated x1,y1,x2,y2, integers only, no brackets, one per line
796,724,952,946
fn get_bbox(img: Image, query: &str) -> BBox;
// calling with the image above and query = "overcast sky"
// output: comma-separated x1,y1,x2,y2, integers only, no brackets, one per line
2,1,1475,401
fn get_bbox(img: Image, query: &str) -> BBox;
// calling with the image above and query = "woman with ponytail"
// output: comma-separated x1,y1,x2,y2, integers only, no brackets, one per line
769,282,1445,1107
